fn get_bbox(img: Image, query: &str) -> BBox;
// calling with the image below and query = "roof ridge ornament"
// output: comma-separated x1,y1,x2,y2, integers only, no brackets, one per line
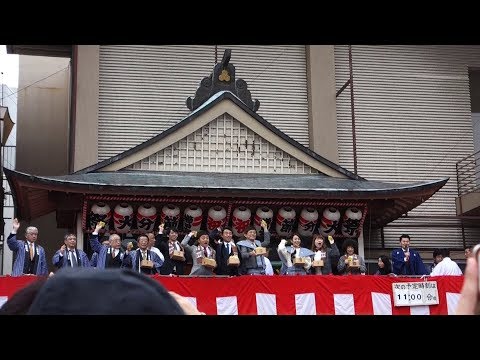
186,49,260,112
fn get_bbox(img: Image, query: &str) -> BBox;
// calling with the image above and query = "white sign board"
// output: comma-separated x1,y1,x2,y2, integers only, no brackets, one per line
392,281,439,307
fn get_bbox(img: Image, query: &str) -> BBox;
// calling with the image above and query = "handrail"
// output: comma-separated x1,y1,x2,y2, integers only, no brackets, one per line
456,150,480,196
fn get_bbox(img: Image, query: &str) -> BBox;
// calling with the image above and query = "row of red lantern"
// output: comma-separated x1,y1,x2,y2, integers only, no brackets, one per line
88,203,364,238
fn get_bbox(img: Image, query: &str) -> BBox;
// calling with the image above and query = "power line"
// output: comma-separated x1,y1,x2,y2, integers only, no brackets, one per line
0,65,70,102
396,116,480,219
0,66,71,170
1,85,17,105
419,115,480,182
159,46,287,132
250,46,287,84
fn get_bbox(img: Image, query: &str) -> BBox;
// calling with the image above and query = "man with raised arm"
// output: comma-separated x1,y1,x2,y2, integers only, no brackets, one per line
7,218,48,276
236,220,270,275
90,222,126,269
52,233,91,269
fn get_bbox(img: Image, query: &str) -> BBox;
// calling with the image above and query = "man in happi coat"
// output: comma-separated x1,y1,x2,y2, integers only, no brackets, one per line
7,218,48,276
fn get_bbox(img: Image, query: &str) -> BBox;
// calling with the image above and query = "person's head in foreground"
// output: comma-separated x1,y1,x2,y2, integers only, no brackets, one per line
27,267,196,315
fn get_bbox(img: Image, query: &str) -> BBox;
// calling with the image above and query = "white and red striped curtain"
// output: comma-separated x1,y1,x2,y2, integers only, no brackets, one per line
0,275,462,315
155,275,463,315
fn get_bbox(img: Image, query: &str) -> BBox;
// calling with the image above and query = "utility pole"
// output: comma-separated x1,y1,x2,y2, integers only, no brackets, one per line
0,75,3,273
1,71,4,253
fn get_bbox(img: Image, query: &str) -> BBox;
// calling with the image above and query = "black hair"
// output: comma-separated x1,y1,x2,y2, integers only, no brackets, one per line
222,226,233,234
27,268,185,315
167,228,179,234
433,248,443,258
378,255,392,275
342,238,358,253
137,234,149,241
195,230,208,239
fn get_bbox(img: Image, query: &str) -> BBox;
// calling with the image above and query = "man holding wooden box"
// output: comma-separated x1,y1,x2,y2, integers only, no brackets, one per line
181,230,217,276
236,221,270,275
156,225,186,275
214,226,241,276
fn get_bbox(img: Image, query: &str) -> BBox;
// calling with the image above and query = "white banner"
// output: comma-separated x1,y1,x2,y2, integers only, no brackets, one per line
392,281,439,307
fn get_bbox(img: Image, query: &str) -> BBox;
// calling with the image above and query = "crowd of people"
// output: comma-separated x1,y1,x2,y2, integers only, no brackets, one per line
2,218,479,315
5,219,471,278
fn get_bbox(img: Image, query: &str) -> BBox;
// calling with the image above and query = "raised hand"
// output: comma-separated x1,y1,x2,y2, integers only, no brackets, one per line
261,219,268,229
12,218,20,232
126,241,133,252
94,222,104,233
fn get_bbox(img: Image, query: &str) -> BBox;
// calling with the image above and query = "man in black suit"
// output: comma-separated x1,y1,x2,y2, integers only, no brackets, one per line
155,225,186,275
214,227,240,276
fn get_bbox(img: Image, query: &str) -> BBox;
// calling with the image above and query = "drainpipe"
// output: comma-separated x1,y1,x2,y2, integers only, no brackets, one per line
69,45,77,174
348,45,358,175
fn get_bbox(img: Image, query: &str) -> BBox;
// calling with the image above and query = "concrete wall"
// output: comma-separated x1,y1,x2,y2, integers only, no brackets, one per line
73,46,99,172
73,46,340,170
306,45,339,164
1,88,17,274
16,55,70,175
4,55,71,274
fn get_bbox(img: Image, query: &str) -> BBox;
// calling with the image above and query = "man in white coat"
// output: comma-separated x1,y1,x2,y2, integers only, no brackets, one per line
430,249,462,276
